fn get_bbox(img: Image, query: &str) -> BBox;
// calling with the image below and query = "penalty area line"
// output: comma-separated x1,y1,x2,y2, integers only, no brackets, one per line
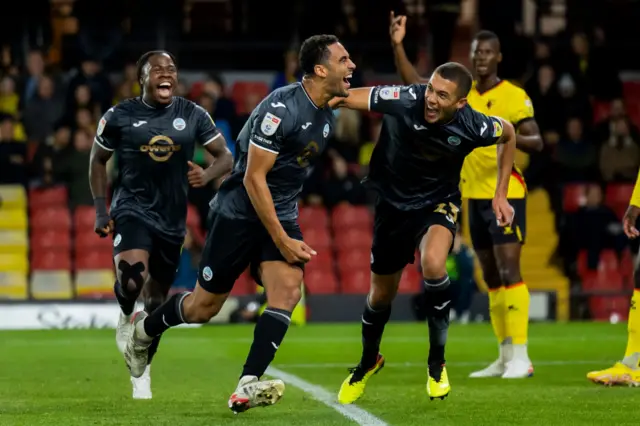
266,366,389,426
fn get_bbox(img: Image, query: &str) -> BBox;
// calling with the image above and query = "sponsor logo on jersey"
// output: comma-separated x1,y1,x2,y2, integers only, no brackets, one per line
140,135,181,162
261,112,282,136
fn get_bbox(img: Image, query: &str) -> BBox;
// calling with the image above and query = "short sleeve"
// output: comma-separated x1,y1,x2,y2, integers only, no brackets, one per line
94,107,121,151
249,99,293,154
467,109,505,147
368,85,419,116
511,89,535,125
195,105,221,146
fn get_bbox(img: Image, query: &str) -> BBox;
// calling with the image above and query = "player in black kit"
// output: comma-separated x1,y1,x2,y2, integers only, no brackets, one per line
122,35,356,413
331,62,517,403
89,51,233,399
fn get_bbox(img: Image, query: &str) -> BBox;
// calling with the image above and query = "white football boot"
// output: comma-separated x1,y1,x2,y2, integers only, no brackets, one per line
228,375,285,413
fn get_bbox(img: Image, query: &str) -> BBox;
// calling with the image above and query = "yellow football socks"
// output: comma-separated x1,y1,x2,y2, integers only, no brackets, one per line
504,282,530,345
488,287,506,343
624,290,640,358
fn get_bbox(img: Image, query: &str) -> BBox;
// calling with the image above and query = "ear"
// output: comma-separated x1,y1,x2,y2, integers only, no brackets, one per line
497,52,503,64
456,97,468,109
313,64,328,79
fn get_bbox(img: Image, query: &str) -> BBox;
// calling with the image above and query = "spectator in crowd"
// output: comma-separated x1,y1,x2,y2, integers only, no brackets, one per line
22,75,62,144
271,49,302,91
599,118,640,183
554,117,598,182
55,128,93,208
0,76,19,117
30,124,72,187
594,98,640,143
201,73,237,126
66,58,113,114
0,114,27,185
19,50,45,107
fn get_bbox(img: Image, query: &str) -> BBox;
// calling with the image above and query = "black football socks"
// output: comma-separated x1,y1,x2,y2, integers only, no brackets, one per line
241,307,291,378
114,280,137,316
360,297,391,370
424,275,452,377
143,292,190,337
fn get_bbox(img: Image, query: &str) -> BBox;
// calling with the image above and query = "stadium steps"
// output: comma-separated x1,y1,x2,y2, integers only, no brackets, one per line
521,189,570,321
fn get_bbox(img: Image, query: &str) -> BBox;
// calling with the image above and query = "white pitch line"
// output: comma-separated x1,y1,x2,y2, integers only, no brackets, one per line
267,366,389,426
277,360,609,369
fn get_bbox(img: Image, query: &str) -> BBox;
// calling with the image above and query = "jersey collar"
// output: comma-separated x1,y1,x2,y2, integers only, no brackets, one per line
299,82,319,110
141,96,174,109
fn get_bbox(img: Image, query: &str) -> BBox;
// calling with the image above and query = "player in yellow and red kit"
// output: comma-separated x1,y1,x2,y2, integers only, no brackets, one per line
389,13,543,379
587,174,640,386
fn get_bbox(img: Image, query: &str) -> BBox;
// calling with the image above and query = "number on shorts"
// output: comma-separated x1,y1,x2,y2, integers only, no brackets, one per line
434,202,460,224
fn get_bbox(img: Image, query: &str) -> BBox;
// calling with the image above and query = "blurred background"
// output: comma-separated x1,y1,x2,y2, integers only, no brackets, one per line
1,0,639,328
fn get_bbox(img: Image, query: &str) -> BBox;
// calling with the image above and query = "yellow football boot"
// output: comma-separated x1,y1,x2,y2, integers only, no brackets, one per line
338,354,385,404
427,365,451,400
587,362,640,387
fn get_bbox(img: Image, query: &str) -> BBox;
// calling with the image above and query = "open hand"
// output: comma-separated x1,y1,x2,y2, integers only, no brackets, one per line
492,196,515,227
187,161,208,188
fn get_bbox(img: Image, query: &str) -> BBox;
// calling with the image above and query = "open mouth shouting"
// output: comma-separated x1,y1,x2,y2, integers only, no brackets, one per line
157,81,173,99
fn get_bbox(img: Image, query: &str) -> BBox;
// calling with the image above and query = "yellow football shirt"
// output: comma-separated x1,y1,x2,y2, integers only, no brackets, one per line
461,80,534,199
631,170,640,208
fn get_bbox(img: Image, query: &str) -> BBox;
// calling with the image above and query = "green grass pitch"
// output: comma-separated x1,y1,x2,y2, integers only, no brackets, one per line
0,322,637,425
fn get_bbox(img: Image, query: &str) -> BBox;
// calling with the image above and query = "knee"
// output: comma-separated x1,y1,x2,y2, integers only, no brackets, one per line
482,271,502,289
267,281,302,312
421,248,447,279
116,260,149,293
143,293,166,314
497,262,522,285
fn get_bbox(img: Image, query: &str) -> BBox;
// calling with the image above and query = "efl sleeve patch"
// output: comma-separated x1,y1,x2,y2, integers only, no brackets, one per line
260,112,282,136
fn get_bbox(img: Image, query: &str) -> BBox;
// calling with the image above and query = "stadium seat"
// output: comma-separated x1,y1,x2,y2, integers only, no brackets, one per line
73,206,96,232
31,270,73,299
0,253,29,273
303,228,332,248
592,101,611,123
0,209,28,230
562,184,586,213
298,206,330,229
334,228,373,250
30,207,71,231
0,230,28,254
398,267,421,294
598,249,619,273
31,251,71,271
74,230,112,252
75,269,115,299
304,269,339,294
75,250,113,270
582,269,624,292
233,270,255,296
231,81,269,114
340,269,370,294
336,249,370,273
589,296,629,321
31,229,72,251
605,184,634,219
28,186,68,210
189,81,205,99
620,249,634,288
331,204,373,230
0,271,28,300
0,184,27,211
305,250,334,271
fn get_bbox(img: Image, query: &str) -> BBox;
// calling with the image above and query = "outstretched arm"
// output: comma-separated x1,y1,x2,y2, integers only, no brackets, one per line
329,88,373,111
389,12,427,85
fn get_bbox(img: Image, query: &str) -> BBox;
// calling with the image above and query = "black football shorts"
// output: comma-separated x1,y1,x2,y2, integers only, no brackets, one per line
468,198,526,251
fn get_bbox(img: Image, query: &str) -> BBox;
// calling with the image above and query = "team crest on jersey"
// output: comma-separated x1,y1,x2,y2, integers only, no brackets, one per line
447,136,461,146
113,234,121,247
261,112,282,136
97,117,106,136
323,123,330,138
493,119,503,137
380,87,400,100
173,118,186,131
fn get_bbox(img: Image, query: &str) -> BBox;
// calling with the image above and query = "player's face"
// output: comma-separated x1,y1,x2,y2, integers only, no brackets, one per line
142,53,178,105
322,42,356,97
470,39,501,78
424,73,467,124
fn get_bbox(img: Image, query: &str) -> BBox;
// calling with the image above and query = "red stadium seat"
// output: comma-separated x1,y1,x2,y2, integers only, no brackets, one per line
30,229,71,251
29,186,68,210
563,184,586,213
620,249,634,288
74,230,112,252
598,249,619,273
398,267,421,294
306,250,334,271
592,101,611,123
74,206,96,232
605,184,634,219
334,228,372,250
75,250,113,270
577,250,590,278
186,204,202,229
340,269,370,294
298,206,330,229
589,296,629,321
232,271,255,296
331,204,373,230
336,249,370,273
189,81,205,100
304,269,338,294
30,207,72,231
303,228,332,248
582,269,624,292
31,251,72,271
231,81,269,115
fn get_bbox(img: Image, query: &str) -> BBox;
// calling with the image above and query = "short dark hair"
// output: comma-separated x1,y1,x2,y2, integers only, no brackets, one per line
299,35,340,76
434,62,473,98
474,30,500,48
136,50,177,83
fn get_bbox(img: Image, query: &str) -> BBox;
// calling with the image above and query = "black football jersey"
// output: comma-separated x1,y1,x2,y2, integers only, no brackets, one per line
365,84,504,210
95,97,220,243
212,83,336,221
